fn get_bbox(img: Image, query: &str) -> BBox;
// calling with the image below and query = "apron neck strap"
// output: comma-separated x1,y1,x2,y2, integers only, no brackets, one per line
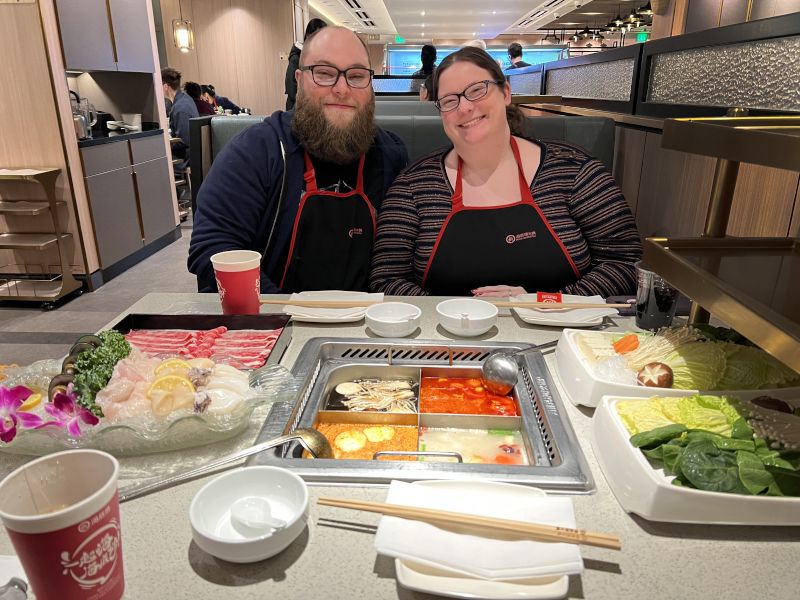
303,152,367,194
453,136,534,209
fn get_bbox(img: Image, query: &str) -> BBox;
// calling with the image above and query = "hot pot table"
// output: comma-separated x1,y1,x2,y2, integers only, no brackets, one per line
0,293,798,600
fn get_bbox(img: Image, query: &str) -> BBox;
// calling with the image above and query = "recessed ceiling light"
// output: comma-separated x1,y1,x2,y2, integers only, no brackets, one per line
420,11,425,16
472,32,476,36
481,23,485,26
492,10,496,15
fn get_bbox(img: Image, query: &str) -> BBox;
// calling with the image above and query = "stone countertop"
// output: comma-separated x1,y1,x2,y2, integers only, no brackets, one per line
1,293,798,600
77,128,164,148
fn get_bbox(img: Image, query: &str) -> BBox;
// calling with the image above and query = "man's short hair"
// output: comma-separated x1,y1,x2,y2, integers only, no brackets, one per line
300,26,371,68
508,42,523,59
161,67,182,91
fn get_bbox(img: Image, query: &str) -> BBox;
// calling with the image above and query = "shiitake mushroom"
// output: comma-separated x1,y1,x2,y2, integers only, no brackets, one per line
48,373,75,401
68,341,98,356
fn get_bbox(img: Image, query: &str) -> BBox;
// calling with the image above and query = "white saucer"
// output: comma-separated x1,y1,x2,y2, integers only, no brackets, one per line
396,559,569,600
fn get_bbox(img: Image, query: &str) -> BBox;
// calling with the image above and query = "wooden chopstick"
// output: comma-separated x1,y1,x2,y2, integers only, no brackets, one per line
259,299,382,308
490,301,630,310
318,497,621,551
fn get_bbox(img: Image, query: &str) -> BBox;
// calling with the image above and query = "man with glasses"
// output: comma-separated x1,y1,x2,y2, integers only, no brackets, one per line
189,26,408,293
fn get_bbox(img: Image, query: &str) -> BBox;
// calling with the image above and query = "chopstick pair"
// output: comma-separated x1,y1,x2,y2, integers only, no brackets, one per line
259,299,382,309
317,497,621,551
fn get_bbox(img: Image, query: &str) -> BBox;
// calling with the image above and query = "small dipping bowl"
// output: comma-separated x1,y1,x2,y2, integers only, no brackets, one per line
189,466,308,563
365,302,422,338
436,299,498,337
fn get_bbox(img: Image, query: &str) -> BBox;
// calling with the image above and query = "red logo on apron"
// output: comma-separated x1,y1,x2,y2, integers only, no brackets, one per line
348,227,364,238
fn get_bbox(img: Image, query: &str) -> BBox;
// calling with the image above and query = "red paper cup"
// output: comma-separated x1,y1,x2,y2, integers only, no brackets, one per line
210,250,262,315
0,450,124,600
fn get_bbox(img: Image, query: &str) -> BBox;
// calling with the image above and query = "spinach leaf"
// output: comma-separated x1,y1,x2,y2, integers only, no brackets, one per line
630,424,687,449
766,466,800,496
735,451,776,495
730,417,754,440
661,444,685,474
680,440,747,494
685,430,755,452
643,446,664,462
753,438,796,470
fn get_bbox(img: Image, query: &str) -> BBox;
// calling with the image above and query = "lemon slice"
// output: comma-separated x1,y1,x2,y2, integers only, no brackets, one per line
154,358,192,376
147,375,196,416
19,393,42,412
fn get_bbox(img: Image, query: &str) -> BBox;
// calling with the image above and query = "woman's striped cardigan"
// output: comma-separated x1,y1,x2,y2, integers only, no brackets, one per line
369,138,643,297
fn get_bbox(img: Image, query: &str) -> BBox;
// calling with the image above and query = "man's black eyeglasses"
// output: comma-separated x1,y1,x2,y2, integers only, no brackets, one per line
435,79,504,112
300,65,374,89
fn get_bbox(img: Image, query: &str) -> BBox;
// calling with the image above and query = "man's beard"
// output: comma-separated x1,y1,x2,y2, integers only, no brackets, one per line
292,89,376,165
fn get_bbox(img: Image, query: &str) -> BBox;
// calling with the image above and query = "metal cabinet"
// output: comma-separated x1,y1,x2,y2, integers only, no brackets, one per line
81,135,176,269
133,158,175,244
84,166,144,268
56,0,154,73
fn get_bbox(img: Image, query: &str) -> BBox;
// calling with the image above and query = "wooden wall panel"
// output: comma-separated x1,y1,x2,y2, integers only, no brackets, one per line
789,179,800,237
158,0,292,115
159,0,200,83
727,165,799,237
685,0,723,33
191,0,239,102
635,131,716,238
0,1,95,274
612,126,646,215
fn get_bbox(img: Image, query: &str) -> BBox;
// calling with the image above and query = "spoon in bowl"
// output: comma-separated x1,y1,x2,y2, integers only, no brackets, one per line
481,341,559,395
230,496,287,535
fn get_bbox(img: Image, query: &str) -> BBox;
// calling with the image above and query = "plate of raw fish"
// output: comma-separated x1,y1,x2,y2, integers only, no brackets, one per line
0,331,295,456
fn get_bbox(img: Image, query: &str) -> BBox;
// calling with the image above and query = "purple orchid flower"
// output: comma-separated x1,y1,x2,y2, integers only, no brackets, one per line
44,383,100,438
0,385,45,443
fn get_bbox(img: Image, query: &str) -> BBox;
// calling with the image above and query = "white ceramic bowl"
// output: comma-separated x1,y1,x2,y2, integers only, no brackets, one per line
365,302,422,337
436,299,498,337
189,466,308,563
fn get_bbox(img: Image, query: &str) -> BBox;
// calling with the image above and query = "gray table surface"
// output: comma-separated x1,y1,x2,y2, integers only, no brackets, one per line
1,293,798,600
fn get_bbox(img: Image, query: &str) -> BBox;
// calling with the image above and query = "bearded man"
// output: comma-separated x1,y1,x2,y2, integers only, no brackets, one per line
189,26,408,293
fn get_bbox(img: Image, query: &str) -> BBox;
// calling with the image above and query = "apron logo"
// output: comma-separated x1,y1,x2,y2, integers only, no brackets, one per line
348,227,364,238
506,231,537,244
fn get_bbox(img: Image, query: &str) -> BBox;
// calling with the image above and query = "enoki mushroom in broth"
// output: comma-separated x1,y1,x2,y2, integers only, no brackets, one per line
335,379,416,413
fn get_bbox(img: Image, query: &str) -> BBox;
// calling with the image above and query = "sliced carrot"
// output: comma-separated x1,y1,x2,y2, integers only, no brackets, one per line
612,333,640,354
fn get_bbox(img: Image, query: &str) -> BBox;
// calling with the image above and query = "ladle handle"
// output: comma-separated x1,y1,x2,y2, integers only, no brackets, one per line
118,432,313,503
514,340,558,356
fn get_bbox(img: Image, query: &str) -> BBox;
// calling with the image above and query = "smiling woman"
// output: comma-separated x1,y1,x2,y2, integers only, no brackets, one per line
369,47,642,299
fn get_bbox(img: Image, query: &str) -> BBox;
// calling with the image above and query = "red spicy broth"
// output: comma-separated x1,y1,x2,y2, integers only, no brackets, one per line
419,377,518,416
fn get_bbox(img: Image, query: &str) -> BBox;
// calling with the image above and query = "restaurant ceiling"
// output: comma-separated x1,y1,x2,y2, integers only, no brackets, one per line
310,0,646,40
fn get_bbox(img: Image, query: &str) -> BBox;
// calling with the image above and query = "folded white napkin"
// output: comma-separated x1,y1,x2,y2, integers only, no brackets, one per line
512,294,618,323
374,481,583,581
283,291,383,319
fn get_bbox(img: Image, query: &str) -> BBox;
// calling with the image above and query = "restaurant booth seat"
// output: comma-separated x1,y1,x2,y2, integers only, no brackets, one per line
190,114,615,210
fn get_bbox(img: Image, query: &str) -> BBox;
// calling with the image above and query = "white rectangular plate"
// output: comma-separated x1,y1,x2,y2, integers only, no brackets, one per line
592,395,800,525
554,329,800,407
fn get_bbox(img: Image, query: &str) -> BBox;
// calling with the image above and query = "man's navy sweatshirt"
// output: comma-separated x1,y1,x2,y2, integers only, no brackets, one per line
188,110,409,293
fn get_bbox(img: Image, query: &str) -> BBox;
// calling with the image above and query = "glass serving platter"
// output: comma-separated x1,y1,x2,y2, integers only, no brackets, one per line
0,359,299,457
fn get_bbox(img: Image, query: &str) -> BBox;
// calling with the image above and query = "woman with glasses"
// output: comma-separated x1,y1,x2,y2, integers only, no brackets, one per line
370,47,641,298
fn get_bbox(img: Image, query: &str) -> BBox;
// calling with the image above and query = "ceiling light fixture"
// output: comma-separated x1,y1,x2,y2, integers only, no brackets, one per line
172,0,194,53
637,2,654,17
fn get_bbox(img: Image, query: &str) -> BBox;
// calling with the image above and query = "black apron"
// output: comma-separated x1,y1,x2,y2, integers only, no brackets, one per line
422,138,580,296
280,152,376,292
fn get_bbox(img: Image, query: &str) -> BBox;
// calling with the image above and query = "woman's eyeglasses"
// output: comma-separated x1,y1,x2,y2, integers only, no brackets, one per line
435,80,504,112
300,65,374,89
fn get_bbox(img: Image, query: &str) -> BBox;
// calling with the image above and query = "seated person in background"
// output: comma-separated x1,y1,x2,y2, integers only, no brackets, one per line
161,67,199,171
185,81,216,116
506,43,531,70
203,84,242,115
370,47,642,298
419,72,435,101
189,26,409,294
411,44,436,95
285,18,328,111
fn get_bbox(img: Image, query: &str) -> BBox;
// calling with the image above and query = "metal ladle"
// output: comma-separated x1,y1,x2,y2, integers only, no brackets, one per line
481,341,559,395
118,428,332,503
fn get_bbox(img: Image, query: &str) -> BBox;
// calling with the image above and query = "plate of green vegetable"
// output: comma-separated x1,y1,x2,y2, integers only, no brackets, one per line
592,394,800,524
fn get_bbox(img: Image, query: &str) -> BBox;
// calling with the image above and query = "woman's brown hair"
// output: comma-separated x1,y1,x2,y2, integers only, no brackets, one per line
431,46,525,136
